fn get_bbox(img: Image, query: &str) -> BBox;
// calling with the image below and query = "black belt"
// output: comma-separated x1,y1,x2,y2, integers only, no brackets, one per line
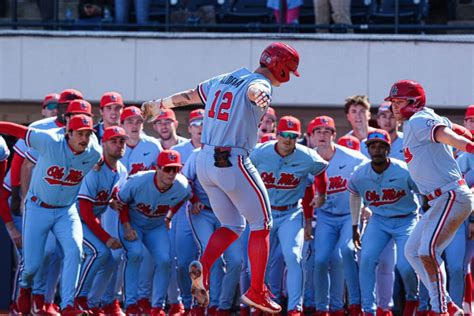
271,202,298,211
387,212,416,219
31,196,67,209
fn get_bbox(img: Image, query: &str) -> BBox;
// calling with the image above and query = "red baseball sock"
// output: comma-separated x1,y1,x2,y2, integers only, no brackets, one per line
201,227,239,286
248,229,270,292
464,273,472,315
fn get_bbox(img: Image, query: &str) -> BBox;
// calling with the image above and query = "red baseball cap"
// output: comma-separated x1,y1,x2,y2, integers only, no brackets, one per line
100,92,124,108
157,149,182,168
465,105,474,119
42,93,60,108
67,100,93,116
153,108,177,123
337,135,361,151
68,114,95,131
366,129,391,146
189,109,204,125
377,102,392,115
102,126,128,142
277,116,301,135
265,107,277,121
259,133,277,143
307,116,336,134
120,106,143,122
59,89,83,104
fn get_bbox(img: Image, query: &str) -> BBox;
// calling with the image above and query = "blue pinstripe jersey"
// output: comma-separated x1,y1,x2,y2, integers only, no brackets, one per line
197,68,273,152
250,141,328,207
25,128,102,207
77,161,127,218
348,158,419,217
120,134,162,176
402,108,461,194
117,172,191,225
315,144,368,215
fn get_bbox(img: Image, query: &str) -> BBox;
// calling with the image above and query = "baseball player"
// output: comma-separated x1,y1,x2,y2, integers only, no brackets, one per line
307,115,367,316
0,114,102,315
169,109,205,314
117,149,191,315
183,146,242,316
152,108,188,149
257,106,277,140
41,93,60,118
376,102,404,161
251,116,328,315
100,105,162,314
348,129,419,316
141,42,300,313
73,127,128,316
94,91,125,143
385,79,474,315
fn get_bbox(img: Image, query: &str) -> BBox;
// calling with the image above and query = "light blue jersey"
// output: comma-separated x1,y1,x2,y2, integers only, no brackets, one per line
121,134,162,176
117,171,191,225
171,139,199,165
198,68,273,152
25,128,102,207
316,144,368,215
14,117,62,158
182,149,210,208
348,158,419,217
0,136,9,162
78,161,127,218
402,108,461,194
390,132,405,161
250,141,328,207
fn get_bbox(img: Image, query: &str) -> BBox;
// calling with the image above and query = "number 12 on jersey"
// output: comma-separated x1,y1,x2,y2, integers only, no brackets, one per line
208,90,233,122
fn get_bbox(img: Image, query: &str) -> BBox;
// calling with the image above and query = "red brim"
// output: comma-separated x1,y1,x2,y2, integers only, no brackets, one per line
161,163,183,168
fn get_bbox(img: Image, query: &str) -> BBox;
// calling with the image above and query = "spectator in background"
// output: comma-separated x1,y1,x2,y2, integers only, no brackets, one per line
77,0,114,24
313,0,352,32
267,0,302,24
115,0,150,25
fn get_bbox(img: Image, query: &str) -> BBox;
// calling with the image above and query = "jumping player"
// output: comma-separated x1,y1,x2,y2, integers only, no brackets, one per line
385,79,474,315
141,42,300,313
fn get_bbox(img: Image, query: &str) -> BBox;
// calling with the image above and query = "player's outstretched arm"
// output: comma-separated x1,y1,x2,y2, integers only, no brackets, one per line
142,88,203,121
247,83,271,109
434,126,474,153
0,122,27,139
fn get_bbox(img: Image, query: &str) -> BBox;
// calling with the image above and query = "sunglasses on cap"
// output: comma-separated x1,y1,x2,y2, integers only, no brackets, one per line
190,120,203,127
278,132,298,139
367,132,389,142
161,166,181,173
45,103,58,110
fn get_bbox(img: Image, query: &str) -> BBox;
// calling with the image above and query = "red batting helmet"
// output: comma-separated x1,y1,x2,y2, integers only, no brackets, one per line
384,80,426,119
260,42,300,83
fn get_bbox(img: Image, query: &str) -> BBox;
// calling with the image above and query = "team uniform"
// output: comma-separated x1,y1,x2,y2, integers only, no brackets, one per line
389,132,404,161
313,144,367,312
348,158,419,315
117,171,191,309
74,160,127,309
250,141,328,312
183,149,242,310
402,107,474,314
19,124,102,309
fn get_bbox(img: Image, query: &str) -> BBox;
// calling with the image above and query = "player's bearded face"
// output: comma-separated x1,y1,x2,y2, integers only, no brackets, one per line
101,105,123,126
377,112,397,134
122,117,144,139
390,99,410,122
153,119,176,140
69,130,92,152
104,137,126,159
368,141,390,164
346,104,370,129
310,128,335,149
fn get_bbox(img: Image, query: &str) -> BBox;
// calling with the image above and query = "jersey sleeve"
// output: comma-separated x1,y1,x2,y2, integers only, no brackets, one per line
25,148,39,164
77,171,99,203
347,169,361,195
410,113,450,144
182,152,197,181
0,137,10,162
25,128,56,155
457,153,474,175
117,177,134,205
13,139,27,158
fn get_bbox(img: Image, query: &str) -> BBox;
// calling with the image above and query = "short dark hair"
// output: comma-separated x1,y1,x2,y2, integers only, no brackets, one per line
344,95,370,114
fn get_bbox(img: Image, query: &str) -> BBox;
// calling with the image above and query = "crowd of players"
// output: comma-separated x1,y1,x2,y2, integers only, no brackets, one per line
0,84,473,316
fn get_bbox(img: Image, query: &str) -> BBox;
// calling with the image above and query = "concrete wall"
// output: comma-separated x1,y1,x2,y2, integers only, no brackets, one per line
0,32,473,108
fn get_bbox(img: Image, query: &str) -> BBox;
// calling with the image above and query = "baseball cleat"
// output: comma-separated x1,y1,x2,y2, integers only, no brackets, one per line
447,302,463,316
189,260,209,307
17,287,32,314
241,286,281,314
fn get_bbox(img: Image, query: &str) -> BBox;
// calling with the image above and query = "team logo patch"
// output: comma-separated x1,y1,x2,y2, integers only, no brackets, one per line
286,120,295,128
80,102,88,110
168,153,177,161
320,117,329,125
82,118,90,125
328,176,347,194
110,94,117,101
347,140,354,147
390,85,398,96
425,119,439,127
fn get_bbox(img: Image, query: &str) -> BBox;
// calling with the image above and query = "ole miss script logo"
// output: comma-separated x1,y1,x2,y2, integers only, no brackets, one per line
365,189,406,207
44,166,84,186
137,203,169,217
328,176,347,194
96,190,110,205
261,172,301,189
130,163,148,175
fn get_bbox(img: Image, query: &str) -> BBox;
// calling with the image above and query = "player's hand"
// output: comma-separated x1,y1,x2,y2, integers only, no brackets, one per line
468,222,474,240
165,216,173,230
6,223,22,248
106,237,122,249
310,194,326,209
361,207,372,221
352,225,362,250
304,219,314,241
191,202,204,215
123,225,138,241
141,99,163,122
109,199,120,211
248,85,271,109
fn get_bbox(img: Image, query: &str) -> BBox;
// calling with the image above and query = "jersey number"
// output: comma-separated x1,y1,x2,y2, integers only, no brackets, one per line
208,90,233,122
